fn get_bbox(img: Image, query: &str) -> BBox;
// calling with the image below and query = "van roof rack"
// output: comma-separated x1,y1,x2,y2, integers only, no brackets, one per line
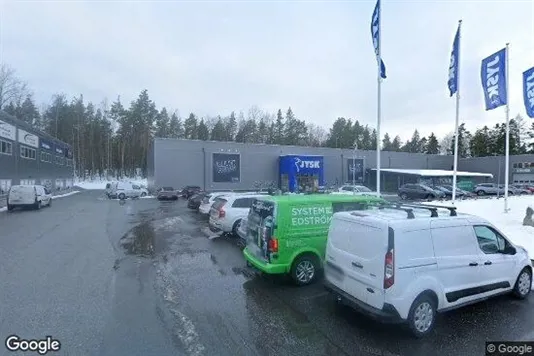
376,202,457,217
375,204,416,219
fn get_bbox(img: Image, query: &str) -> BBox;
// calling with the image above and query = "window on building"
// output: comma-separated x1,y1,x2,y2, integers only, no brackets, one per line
518,163,524,168
40,152,53,162
20,146,36,160
512,163,518,168
0,140,12,155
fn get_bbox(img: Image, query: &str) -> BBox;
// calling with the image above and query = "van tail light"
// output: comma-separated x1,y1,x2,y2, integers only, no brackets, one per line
384,249,394,289
268,237,278,253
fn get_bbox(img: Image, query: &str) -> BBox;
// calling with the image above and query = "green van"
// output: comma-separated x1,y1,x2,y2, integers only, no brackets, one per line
243,194,385,285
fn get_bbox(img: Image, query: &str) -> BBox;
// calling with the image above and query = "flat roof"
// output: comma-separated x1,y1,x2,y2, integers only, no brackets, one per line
370,168,493,178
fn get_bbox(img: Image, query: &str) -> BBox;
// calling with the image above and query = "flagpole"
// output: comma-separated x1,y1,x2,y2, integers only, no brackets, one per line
452,20,462,204
376,1,382,197
504,42,510,213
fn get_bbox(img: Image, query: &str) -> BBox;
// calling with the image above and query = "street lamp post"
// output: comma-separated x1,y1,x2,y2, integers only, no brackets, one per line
352,142,357,193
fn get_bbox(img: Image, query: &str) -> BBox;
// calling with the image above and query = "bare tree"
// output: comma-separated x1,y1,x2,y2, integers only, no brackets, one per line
439,132,454,155
0,64,29,109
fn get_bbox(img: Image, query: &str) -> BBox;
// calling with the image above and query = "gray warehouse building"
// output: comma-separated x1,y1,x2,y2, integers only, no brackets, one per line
0,111,74,194
147,138,519,193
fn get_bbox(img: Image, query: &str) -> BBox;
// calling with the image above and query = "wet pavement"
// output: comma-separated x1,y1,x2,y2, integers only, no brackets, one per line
0,190,533,356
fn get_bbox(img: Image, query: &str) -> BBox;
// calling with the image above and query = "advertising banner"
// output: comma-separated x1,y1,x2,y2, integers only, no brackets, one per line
212,153,240,183
347,158,364,183
18,129,39,148
0,119,16,141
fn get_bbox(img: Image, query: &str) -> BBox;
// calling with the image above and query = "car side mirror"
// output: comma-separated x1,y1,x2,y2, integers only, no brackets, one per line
504,245,516,255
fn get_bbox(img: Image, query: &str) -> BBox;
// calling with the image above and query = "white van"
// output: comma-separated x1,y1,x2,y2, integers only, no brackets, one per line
324,203,532,338
7,185,52,211
107,182,148,199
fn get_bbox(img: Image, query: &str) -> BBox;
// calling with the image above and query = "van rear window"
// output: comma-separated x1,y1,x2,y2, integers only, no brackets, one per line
251,199,275,219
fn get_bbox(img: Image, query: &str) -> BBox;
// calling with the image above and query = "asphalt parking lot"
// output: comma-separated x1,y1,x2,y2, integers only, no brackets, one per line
1,190,533,356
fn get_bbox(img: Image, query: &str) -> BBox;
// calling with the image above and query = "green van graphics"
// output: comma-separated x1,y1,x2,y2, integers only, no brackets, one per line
243,194,384,286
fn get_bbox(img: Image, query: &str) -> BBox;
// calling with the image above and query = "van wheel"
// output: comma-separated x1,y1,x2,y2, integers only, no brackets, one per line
513,268,532,299
291,254,319,286
407,294,437,338
232,219,242,236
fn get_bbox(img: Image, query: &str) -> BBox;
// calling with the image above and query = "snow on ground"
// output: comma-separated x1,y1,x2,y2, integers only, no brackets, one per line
0,190,81,213
74,178,147,190
424,196,534,257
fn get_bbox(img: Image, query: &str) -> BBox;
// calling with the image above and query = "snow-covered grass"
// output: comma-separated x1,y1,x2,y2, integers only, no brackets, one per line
74,177,147,190
0,190,81,213
424,196,534,257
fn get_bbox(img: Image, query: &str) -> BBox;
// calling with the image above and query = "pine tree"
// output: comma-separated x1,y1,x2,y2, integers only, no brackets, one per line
382,133,392,151
184,113,198,139
273,109,285,144
197,119,209,140
210,117,226,141
168,112,184,138
391,135,402,151
155,107,170,137
225,112,237,141
425,133,440,154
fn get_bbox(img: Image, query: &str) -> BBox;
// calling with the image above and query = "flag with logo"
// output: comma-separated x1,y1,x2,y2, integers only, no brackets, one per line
447,22,460,97
480,48,507,111
371,0,386,79
523,67,534,118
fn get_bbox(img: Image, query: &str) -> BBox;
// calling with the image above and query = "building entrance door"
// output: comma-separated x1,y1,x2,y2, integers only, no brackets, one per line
297,174,319,192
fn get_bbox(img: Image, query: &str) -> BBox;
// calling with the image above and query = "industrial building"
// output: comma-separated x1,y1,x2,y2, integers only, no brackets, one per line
147,138,504,193
0,111,74,195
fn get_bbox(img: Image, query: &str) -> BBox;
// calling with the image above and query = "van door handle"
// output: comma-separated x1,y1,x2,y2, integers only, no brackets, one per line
469,262,478,266
484,261,492,265
352,262,363,269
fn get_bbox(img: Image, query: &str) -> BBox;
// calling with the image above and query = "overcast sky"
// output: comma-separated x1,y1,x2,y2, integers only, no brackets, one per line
1,0,533,142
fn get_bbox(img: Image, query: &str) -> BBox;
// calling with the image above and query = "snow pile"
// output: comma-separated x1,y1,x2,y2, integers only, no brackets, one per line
425,196,534,257
74,177,147,190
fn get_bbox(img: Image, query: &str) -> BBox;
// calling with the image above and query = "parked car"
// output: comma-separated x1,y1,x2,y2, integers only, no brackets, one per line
333,185,378,196
209,194,265,236
108,182,149,199
181,185,202,199
236,216,248,246
433,185,467,199
156,186,179,200
441,185,474,198
508,185,531,195
199,191,235,215
243,194,385,286
187,192,206,210
513,184,534,193
7,185,52,211
398,183,445,200
473,183,506,196
323,202,532,338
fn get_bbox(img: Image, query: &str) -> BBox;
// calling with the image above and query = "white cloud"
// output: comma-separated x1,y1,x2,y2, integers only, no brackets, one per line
1,0,533,143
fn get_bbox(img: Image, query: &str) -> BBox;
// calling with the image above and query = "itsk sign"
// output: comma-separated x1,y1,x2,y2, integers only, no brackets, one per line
291,206,333,226
294,157,321,173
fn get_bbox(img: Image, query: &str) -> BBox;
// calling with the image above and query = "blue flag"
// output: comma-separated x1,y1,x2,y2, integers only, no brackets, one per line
523,67,534,118
448,22,461,97
371,0,386,79
480,48,507,111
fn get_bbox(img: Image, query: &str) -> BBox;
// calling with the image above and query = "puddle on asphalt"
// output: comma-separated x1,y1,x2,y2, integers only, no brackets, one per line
120,222,156,257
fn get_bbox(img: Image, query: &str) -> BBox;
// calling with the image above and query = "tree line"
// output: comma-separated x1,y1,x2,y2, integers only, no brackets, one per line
0,63,532,178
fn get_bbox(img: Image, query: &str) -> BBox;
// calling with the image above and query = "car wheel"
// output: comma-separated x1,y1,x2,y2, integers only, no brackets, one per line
232,219,242,236
407,294,437,338
118,193,126,200
141,192,147,197
477,190,485,196
291,254,319,286
400,193,408,200
35,200,41,210
513,268,532,299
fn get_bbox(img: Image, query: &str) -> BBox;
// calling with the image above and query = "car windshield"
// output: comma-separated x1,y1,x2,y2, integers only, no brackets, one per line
162,187,174,191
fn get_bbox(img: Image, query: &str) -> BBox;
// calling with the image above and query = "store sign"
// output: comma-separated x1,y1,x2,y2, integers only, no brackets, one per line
212,153,240,183
0,119,16,141
457,180,474,191
290,205,333,226
514,168,533,174
40,139,54,151
294,157,321,173
18,129,39,148
347,158,364,182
